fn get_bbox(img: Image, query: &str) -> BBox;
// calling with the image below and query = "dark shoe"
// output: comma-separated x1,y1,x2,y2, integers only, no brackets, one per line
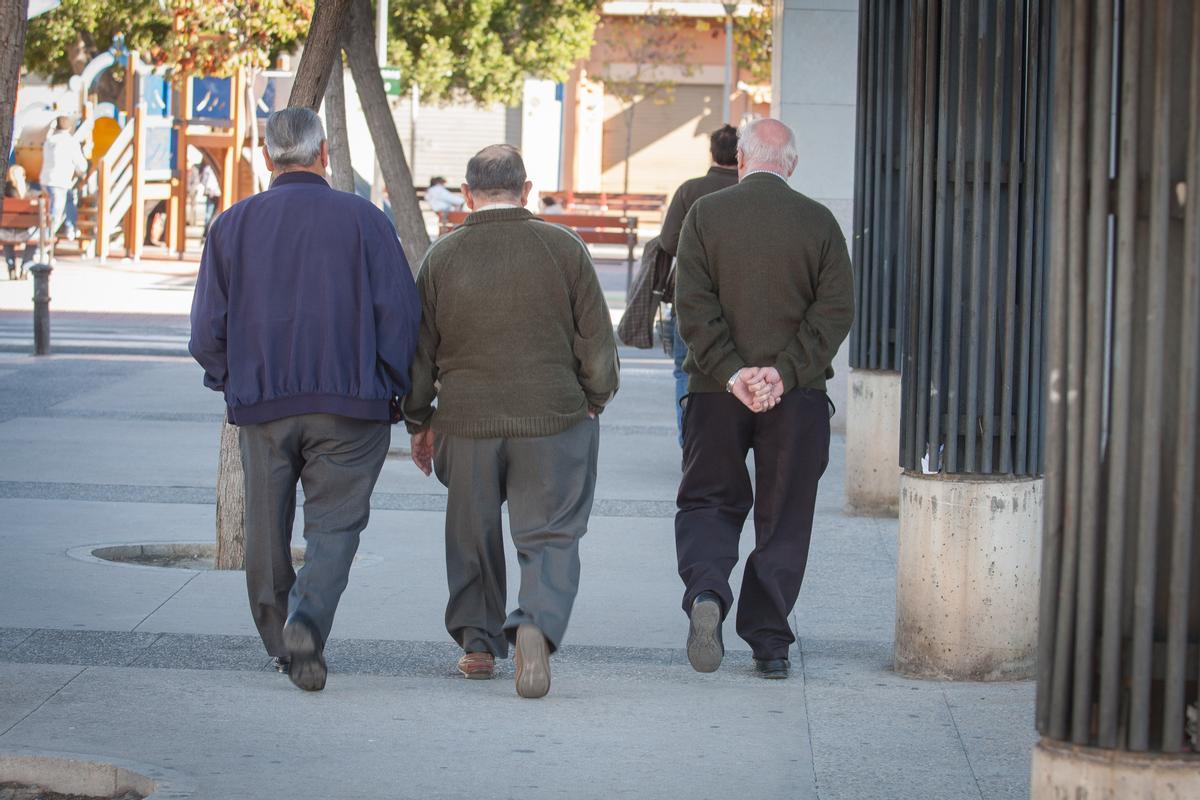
282,613,327,691
754,658,790,679
272,656,290,674
514,624,551,699
457,651,495,680
687,591,724,673
6,265,14,281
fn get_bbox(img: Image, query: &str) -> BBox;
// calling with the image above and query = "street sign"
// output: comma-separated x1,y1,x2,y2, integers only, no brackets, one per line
381,67,402,97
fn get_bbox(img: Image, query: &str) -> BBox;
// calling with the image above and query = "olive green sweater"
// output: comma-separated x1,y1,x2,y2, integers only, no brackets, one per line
403,207,620,438
675,172,855,394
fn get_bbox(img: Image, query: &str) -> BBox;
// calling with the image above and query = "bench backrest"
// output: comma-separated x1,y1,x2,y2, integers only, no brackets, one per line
0,197,44,232
567,192,667,212
437,211,637,246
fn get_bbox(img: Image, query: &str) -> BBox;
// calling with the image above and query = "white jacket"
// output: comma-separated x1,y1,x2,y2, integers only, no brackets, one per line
40,131,88,189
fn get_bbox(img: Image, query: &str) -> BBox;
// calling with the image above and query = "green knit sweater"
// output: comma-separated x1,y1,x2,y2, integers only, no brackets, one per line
675,172,855,394
403,206,620,438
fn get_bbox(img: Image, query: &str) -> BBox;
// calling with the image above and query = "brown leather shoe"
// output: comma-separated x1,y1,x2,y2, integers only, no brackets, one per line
514,624,551,699
457,651,495,680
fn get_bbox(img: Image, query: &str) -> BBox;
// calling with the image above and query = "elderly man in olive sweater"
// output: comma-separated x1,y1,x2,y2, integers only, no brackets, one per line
404,144,620,698
190,108,420,692
675,118,854,680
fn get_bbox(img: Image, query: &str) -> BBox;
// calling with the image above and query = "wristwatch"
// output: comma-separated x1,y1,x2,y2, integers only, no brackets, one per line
725,370,741,393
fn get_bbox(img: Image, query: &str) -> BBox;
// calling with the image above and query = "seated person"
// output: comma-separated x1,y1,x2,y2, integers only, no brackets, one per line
426,176,465,213
541,195,565,216
1,165,39,280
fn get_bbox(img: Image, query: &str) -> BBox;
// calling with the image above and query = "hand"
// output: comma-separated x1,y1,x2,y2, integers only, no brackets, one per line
410,429,436,476
587,407,599,419
745,367,784,411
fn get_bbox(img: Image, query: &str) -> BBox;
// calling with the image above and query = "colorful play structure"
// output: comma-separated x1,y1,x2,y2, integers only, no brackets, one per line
10,36,291,260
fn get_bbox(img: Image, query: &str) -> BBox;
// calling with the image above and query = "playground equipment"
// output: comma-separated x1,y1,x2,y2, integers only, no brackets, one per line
11,36,292,261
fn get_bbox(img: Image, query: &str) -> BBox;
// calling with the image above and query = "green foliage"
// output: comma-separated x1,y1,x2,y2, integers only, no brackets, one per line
733,2,772,86
166,0,312,76
386,0,601,106
23,0,169,83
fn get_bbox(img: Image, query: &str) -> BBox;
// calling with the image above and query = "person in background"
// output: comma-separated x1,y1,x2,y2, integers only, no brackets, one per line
199,162,221,239
540,195,565,215
39,117,88,242
674,118,854,680
425,176,465,213
405,144,619,699
659,124,740,445
1,165,38,280
189,108,420,693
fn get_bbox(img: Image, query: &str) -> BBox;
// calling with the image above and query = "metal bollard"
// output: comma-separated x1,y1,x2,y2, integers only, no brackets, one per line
29,263,52,356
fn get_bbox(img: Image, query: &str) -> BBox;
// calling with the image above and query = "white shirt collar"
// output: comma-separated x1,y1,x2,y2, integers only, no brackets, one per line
741,169,788,182
475,202,522,211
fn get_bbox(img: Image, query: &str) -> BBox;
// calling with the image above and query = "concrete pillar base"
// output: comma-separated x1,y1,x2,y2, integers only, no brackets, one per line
844,369,901,517
1031,739,1200,799
894,471,1042,680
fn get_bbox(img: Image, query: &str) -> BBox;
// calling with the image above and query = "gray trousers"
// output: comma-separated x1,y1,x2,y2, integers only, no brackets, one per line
434,417,599,657
239,413,390,657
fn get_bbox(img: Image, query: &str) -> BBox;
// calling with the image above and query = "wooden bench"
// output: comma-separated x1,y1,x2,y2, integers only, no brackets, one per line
437,211,640,292
565,191,667,216
0,196,50,267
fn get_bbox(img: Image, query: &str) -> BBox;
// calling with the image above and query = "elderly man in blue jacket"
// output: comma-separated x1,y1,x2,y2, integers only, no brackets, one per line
189,107,420,692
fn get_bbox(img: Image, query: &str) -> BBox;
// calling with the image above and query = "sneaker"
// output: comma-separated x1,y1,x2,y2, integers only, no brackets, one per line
687,591,724,673
513,624,551,699
457,652,495,680
282,613,327,692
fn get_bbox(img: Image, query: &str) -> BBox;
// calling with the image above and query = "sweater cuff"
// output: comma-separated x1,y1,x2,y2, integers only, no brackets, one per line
712,353,746,389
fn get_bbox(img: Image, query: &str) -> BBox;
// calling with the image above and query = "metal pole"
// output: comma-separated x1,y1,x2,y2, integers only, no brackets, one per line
722,4,736,124
30,264,52,356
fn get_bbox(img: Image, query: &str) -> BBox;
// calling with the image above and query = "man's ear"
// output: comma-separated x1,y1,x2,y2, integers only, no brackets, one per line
461,184,475,211
319,140,330,170
262,144,275,173
520,180,533,207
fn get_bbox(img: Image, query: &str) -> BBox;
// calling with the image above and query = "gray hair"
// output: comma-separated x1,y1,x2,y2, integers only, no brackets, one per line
465,144,527,198
738,118,799,173
264,108,326,167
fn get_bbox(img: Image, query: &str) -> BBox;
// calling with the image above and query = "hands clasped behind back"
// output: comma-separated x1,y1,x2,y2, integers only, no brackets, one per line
730,366,784,413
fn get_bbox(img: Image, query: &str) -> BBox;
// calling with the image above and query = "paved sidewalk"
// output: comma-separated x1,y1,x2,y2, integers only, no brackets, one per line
0,339,1034,798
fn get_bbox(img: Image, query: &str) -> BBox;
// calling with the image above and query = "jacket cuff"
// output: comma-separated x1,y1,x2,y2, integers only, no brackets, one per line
713,353,746,390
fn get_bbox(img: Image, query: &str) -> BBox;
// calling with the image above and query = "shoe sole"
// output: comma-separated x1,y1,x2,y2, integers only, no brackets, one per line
687,600,724,673
758,670,789,680
282,620,327,692
515,625,551,699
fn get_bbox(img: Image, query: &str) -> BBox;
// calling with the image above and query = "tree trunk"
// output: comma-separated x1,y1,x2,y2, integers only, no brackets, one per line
287,0,354,112
326,55,355,193
344,0,430,271
0,0,30,169
622,99,637,197
214,0,351,570
214,419,246,570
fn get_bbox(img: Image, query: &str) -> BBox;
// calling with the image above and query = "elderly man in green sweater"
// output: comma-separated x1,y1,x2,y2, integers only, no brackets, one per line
675,118,854,680
404,144,620,698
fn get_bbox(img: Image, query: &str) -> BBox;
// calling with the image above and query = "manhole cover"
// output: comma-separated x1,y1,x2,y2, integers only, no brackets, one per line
88,543,303,570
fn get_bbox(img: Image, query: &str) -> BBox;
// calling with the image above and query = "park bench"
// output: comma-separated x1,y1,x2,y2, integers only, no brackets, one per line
565,191,667,216
0,195,50,267
437,210,640,291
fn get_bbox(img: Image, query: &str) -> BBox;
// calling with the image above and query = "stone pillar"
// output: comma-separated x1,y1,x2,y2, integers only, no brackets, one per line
1033,0,1200,786
890,0,1053,680
844,369,901,515
895,472,1041,679
772,0,858,432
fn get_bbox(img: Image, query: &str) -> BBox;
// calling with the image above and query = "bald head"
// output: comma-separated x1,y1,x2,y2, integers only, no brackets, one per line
737,118,799,179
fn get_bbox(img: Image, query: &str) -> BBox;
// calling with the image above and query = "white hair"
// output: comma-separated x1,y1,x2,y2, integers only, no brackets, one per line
737,118,799,173
264,108,326,167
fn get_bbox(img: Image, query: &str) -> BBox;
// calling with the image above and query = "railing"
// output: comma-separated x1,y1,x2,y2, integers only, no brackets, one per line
1038,0,1200,756
93,118,136,261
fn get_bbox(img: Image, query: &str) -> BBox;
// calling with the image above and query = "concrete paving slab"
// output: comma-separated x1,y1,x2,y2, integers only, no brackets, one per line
944,684,1038,800
0,665,817,800
7,630,161,667
0,664,84,735
51,362,225,419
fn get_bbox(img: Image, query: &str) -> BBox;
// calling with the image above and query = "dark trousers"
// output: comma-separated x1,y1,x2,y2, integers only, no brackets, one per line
433,417,600,657
239,413,390,657
675,389,830,660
